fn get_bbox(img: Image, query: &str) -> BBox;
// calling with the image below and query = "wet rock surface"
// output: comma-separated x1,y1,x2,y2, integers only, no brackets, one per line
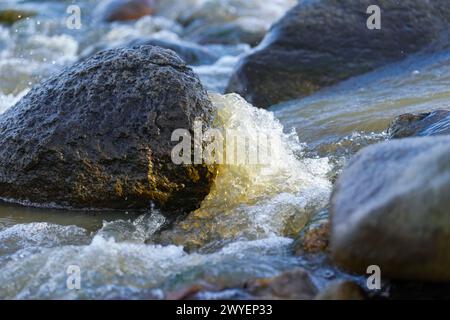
294,217,330,255
0,9,36,25
227,0,450,108
331,135,450,282
388,110,450,138
95,0,157,22
0,46,215,213
244,268,318,300
381,281,450,300
315,281,365,300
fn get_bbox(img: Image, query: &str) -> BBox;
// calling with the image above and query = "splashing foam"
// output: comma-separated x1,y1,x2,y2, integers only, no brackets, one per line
104,16,182,43
0,90,28,114
159,93,332,248
0,233,294,299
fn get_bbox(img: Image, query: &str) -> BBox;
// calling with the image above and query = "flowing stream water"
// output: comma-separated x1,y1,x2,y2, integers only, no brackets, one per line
1,0,450,299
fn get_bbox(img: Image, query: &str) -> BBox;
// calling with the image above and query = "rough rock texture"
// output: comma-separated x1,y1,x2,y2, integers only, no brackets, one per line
0,46,216,213
315,281,365,300
388,110,450,138
331,136,450,281
245,268,318,300
294,217,330,255
227,0,450,108
95,0,156,22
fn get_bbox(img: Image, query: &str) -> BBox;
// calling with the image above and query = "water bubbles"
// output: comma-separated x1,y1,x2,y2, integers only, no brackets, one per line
322,269,336,280
0,90,29,114
0,233,295,299
160,94,332,248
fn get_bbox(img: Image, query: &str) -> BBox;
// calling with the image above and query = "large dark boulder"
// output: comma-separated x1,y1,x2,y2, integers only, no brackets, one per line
0,46,216,214
388,110,450,138
330,136,450,281
227,0,450,108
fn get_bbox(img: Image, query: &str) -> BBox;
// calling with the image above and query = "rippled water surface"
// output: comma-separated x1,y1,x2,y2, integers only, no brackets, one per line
1,0,450,299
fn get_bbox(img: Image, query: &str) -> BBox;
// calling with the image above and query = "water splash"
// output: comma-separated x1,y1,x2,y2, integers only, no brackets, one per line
0,234,295,299
159,94,332,249
194,52,249,92
0,89,28,114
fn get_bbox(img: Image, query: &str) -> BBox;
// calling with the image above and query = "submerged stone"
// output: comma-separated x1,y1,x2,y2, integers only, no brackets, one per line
245,268,318,300
95,0,157,22
294,219,330,255
388,110,450,138
0,9,36,25
0,46,216,214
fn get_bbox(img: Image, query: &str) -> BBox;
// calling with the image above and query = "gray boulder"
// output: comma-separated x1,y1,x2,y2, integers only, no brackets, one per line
127,38,219,65
227,0,450,108
80,38,220,66
0,46,216,214
331,136,450,281
389,110,450,138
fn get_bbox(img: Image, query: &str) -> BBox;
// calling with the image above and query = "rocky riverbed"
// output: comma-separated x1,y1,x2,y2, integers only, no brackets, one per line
1,0,450,300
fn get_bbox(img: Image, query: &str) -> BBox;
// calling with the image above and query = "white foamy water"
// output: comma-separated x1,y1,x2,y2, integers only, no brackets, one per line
194,53,249,92
0,223,91,256
102,15,183,42
157,0,296,27
0,230,295,299
0,90,28,114
0,16,79,98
